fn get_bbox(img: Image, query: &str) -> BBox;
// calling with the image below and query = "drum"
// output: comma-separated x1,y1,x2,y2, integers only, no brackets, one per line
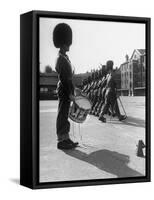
69,94,92,123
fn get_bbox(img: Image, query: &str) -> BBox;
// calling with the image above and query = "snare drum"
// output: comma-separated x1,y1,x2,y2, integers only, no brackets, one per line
69,94,92,123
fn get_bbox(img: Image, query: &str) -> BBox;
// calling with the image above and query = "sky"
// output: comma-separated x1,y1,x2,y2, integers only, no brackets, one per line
39,17,145,74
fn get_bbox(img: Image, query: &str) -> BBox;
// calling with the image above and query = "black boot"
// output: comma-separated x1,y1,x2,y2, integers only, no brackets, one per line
57,139,78,150
67,139,79,146
99,115,106,123
95,112,99,117
119,115,127,121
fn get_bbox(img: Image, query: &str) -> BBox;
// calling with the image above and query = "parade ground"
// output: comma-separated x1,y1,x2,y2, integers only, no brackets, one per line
39,96,145,183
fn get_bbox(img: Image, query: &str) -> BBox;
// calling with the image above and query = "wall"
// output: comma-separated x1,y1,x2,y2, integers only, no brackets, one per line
0,1,153,200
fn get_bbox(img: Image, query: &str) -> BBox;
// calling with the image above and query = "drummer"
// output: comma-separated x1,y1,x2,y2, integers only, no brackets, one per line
53,23,78,150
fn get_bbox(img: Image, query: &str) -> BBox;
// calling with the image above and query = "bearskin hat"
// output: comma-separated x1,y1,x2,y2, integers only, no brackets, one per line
101,65,106,76
88,76,92,83
92,72,95,80
83,78,88,85
106,60,114,71
98,69,102,79
53,23,72,48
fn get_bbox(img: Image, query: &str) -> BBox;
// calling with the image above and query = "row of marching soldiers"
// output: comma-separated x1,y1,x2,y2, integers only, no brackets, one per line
81,60,127,123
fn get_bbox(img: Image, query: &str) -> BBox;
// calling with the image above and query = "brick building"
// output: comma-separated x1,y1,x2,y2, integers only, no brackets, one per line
120,49,145,96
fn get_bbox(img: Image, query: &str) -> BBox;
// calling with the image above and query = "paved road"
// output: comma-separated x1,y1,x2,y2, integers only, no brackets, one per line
39,96,145,183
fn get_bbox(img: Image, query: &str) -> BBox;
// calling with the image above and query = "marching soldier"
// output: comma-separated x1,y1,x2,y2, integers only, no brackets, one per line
90,70,100,114
82,78,89,94
99,60,127,123
85,72,95,110
81,79,87,92
94,66,107,116
85,76,92,100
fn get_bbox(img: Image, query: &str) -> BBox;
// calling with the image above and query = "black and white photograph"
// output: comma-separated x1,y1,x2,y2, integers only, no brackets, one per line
1,0,154,197
39,15,148,184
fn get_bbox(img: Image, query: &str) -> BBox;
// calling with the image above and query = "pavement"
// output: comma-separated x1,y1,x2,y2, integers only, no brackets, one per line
39,96,145,183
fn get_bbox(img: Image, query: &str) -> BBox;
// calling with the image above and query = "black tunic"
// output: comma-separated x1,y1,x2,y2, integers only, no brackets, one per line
55,52,74,99
55,52,74,142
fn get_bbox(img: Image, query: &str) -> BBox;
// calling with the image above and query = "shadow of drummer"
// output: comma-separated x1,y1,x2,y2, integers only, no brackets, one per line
63,149,144,178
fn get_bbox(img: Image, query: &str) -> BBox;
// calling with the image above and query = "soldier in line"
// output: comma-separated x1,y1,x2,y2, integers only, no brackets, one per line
83,72,95,105
87,75,93,96
99,60,127,123
90,71,100,114
91,70,101,115
82,66,107,116
96,74,108,115
82,78,88,93
87,76,94,102
92,66,107,116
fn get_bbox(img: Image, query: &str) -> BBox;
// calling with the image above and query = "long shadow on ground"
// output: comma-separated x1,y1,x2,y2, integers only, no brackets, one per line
64,149,144,178
109,116,145,128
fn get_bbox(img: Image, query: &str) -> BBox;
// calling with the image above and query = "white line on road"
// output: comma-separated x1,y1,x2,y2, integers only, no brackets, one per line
40,109,57,113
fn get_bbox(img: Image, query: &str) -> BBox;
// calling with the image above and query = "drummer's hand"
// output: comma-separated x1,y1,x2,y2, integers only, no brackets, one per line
69,94,75,102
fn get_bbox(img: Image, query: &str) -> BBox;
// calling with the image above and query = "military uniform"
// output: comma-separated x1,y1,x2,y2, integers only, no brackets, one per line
89,78,97,113
99,71,124,121
94,76,107,116
53,23,79,149
86,77,94,102
55,51,74,142
82,79,88,93
92,78,102,115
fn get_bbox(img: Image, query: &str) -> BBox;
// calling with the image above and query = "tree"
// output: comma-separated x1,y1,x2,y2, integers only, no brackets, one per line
45,65,52,73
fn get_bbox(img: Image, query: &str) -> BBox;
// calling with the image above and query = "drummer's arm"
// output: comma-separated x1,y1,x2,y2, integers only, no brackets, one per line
58,57,74,98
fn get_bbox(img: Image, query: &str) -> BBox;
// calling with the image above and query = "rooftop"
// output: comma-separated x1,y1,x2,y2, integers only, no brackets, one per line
137,49,145,55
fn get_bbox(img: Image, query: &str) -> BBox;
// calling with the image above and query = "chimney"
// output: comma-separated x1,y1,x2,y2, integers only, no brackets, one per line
125,54,129,62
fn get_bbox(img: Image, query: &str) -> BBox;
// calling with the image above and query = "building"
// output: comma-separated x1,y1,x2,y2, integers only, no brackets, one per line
40,71,58,100
114,67,121,96
130,49,146,96
40,71,86,100
120,49,145,96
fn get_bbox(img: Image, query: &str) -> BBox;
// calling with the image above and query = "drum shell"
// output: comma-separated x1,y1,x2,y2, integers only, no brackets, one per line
69,96,91,123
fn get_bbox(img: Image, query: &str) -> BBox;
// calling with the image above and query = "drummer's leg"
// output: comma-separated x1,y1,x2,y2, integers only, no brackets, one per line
56,97,79,149
56,97,70,142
